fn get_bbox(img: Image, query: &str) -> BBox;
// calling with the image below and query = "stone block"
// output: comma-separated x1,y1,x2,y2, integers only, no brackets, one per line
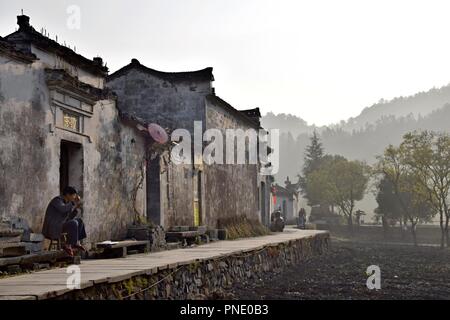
24,242,44,253
217,229,227,240
22,232,45,242
6,264,22,274
207,229,219,240
171,226,190,232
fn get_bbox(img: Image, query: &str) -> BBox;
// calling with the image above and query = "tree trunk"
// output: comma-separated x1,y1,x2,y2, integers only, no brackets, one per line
439,209,445,249
400,218,405,240
382,216,388,240
445,214,449,248
347,215,353,235
411,223,418,247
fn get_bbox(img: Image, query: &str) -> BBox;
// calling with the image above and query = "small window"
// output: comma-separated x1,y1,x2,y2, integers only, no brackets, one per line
63,112,80,132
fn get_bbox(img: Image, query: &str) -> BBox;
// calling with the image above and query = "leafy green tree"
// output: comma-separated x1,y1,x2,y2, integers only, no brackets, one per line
375,141,437,246
325,157,370,233
305,164,333,208
397,174,434,246
375,176,403,236
400,131,450,248
308,155,370,232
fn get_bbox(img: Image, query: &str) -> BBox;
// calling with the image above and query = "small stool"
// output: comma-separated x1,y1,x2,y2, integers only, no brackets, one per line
48,233,68,251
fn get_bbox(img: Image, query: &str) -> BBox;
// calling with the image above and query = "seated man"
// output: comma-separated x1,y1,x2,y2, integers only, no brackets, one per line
42,186,87,256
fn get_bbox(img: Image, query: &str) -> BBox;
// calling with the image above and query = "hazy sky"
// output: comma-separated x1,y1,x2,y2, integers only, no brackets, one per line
2,0,450,125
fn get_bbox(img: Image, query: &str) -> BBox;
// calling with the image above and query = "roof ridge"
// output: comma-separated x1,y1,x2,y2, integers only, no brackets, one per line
0,35,36,62
5,15,108,76
206,94,261,128
108,58,214,82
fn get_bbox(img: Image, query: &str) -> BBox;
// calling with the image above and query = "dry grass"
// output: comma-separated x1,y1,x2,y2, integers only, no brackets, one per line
217,215,270,240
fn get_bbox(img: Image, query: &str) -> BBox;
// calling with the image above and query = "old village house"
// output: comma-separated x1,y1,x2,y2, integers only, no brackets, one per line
0,15,272,247
0,16,148,244
108,59,272,230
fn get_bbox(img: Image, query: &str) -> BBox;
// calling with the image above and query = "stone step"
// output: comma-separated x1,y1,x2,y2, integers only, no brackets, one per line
0,243,26,257
0,242,25,249
0,250,66,267
0,229,23,238
0,236,22,243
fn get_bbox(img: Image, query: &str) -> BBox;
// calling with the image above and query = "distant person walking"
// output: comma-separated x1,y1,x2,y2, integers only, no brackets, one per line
297,208,306,229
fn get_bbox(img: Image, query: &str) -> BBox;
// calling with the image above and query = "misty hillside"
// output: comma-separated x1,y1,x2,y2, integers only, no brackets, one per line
263,83,450,138
262,89,450,218
343,84,450,131
265,103,450,183
262,112,316,138
262,84,450,183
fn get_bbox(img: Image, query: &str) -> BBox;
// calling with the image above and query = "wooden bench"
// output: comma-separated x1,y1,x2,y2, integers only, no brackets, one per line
95,240,150,258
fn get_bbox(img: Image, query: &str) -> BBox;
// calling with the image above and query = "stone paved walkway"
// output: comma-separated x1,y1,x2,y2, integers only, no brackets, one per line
0,228,327,300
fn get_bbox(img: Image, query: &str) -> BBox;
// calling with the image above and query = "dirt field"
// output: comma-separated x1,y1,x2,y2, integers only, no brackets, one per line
228,238,450,300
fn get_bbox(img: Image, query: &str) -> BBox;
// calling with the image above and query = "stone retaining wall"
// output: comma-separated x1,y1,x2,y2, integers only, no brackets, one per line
55,232,330,300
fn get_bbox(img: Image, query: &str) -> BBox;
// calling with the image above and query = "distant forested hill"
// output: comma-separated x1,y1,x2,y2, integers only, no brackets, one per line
343,84,450,131
262,88,450,182
262,86,450,218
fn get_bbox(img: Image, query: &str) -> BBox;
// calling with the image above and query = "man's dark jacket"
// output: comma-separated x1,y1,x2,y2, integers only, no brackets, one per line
42,196,77,240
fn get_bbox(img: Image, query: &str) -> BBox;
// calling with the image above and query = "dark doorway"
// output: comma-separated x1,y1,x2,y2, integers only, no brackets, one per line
147,155,161,225
59,140,83,196
260,182,267,226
